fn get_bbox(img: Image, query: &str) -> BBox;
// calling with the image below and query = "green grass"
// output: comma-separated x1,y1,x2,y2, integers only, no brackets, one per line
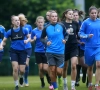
0,76,95,90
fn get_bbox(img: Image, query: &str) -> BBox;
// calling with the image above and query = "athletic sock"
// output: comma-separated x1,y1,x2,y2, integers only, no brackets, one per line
24,66,29,83
14,80,18,86
52,82,58,89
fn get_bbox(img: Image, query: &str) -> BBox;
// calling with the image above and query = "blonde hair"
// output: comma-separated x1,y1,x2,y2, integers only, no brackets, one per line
18,13,28,23
35,16,45,23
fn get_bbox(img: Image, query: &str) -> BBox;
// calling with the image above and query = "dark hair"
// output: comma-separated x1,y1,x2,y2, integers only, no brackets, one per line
73,9,85,17
61,9,73,21
89,6,97,13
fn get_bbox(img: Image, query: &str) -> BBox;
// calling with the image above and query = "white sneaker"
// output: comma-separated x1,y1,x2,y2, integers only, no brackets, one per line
71,86,76,90
20,84,24,87
63,84,68,90
24,83,29,87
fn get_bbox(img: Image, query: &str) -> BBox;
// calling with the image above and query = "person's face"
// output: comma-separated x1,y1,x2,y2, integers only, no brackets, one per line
46,12,50,21
20,19,26,26
65,11,73,20
89,9,97,20
98,12,100,18
49,12,58,24
36,19,44,28
12,16,20,27
73,12,79,21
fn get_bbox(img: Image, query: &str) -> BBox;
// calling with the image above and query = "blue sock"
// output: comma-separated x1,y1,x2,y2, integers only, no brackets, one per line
52,82,58,89
24,66,29,83
58,76,61,78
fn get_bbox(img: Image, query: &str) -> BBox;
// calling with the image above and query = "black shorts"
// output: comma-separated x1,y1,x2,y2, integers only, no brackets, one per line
9,48,27,65
65,44,79,61
0,52,3,62
78,47,84,57
35,52,47,64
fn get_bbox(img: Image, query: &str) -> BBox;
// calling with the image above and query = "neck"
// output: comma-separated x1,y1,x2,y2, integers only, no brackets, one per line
65,19,72,23
75,20,79,22
90,18,96,21
13,26,19,29
38,26,43,30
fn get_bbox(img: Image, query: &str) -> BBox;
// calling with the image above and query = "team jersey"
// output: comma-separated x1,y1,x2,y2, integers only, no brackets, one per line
77,20,85,50
23,24,32,49
0,26,6,52
5,27,29,50
31,27,45,53
41,22,67,54
79,18,100,48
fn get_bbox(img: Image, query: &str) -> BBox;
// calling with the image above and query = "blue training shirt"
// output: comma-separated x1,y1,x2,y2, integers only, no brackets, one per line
41,23,66,54
31,27,45,53
5,27,29,50
0,26,6,52
79,18,100,48
23,24,32,49
77,20,85,50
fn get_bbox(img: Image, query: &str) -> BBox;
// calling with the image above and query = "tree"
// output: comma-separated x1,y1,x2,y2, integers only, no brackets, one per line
0,0,75,29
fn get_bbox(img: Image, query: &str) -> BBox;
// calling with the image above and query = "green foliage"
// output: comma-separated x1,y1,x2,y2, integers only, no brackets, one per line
0,0,75,29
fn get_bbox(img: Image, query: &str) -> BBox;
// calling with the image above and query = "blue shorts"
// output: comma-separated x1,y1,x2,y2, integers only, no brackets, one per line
0,52,3,62
9,48,27,65
26,48,32,58
85,47,100,66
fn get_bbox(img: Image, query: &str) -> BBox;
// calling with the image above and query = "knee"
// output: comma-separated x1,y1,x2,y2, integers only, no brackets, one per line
96,64,100,68
39,67,43,72
20,69,25,74
87,66,93,71
49,69,55,77
43,67,48,72
57,69,63,76
71,64,76,70
63,66,68,71
13,68,18,73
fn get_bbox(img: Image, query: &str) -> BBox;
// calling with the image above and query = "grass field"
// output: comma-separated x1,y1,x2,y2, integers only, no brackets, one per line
0,76,95,90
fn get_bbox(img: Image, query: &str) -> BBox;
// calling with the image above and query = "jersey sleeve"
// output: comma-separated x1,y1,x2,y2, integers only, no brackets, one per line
5,30,11,38
23,28,29,36
58,22,69,41
79,21,89,38
76,22,80,39
29,25,32,34
41,27,47,44
31,30,35,39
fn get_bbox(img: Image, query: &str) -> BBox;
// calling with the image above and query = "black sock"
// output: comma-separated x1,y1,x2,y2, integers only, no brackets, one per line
46,73,51,85
40,78,45,84
76,64,81,82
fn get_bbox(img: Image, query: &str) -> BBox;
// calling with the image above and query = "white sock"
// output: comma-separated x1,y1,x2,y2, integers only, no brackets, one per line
88,83,92,86
71,81,75,87
95,84,99,87
14,80,18,86
63,78,67,84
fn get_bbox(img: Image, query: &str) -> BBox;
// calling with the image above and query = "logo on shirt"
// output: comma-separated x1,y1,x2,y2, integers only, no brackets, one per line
13,34,22,39
89,23,91,25
26,28,29,31
57,29,60,32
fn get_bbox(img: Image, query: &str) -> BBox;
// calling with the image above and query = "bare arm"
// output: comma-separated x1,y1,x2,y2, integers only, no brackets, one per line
24,34,31,44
